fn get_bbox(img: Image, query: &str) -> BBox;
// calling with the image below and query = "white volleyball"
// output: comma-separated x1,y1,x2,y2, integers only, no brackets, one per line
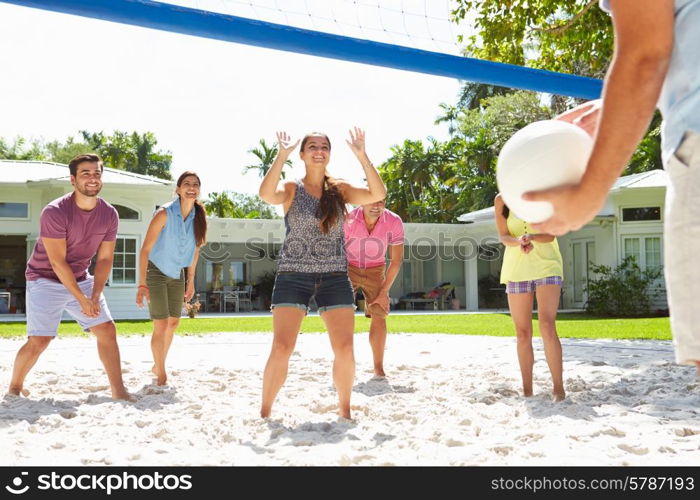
496,119,593,223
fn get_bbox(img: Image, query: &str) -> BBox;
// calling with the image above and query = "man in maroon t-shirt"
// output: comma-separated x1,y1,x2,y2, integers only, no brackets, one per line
8,154,130,401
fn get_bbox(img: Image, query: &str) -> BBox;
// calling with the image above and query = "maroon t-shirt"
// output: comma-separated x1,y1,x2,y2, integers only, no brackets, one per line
26,193,119,282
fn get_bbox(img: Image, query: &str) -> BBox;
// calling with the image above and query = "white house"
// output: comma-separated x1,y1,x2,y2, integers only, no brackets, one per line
0,161,479,318
0,160,174,319
458,169,669,311
0,160,668,319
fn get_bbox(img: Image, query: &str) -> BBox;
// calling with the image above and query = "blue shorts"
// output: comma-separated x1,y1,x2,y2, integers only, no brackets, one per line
271,271,355,313
26,277,114,336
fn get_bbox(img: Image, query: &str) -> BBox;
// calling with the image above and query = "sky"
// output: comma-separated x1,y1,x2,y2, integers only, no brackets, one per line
0,1,462,199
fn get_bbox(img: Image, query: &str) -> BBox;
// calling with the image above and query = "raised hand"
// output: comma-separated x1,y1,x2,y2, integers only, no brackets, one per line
346,127,366,156
276,131,300,156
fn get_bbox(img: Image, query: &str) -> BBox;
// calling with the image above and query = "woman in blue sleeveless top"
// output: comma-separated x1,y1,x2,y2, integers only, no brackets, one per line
258,128,386,419
136,171,207,386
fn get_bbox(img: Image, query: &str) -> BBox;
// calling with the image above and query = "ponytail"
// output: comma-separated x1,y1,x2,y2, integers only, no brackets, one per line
317,175,347,234
194,200,207,247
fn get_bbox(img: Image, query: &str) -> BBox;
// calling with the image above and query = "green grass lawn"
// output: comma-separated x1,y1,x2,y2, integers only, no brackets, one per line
0,313,671,340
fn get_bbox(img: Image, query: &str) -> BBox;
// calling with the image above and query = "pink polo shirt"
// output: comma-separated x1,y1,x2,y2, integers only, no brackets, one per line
344,207,405,269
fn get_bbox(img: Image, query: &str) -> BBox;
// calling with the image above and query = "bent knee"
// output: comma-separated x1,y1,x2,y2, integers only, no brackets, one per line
92,321,117,339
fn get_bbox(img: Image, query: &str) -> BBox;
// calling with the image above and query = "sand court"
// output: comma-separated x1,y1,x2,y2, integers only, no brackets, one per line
1,332,698,466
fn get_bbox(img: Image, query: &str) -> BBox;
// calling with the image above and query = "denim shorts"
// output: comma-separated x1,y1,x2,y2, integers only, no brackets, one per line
506,276,563,294
271,271,355,313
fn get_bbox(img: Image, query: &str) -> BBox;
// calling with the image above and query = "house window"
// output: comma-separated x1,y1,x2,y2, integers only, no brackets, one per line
227,261,247,286
622,207,661,222
204,260,247,289
112,237,137,284
113,204,139,220
623,236,662,272
0,202,29,218
205,261,224,290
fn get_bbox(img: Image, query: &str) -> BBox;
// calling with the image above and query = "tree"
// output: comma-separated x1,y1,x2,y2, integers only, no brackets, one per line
451,0,613,78
449,0,662,171
0,137,48,160
0,131,175,178
204,191,236,218
204,190,278,219
382,91,553,222
244,138,292,179
44,137,93,165
380,137,464,223
228,191,279,219
435,83,513,135
81,130,173,180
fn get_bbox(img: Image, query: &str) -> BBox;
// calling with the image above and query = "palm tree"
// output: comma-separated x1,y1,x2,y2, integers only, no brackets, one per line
204,191,236,218
435,83,513,135
243,138,291,178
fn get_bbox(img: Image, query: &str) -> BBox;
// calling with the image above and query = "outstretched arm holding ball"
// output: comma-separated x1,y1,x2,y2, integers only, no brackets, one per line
524,0,673,236
522,0,700,374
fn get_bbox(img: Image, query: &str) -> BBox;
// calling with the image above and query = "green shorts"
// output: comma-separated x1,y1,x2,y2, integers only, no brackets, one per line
146,261,185,320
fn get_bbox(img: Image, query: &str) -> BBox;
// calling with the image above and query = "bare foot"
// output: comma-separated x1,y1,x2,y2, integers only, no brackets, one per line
374,367,386,378
552,391,566,402
523,388,533,397
7,386,30,397
339,407,351,420
152,366,167,386
112,389,135,402
260,407,271,419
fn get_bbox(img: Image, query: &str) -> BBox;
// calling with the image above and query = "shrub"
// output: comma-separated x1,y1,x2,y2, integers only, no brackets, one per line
585,256,663,316
253,270,276,309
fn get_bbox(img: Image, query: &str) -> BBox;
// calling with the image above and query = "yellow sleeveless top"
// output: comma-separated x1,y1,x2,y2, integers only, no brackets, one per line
500,212,564,284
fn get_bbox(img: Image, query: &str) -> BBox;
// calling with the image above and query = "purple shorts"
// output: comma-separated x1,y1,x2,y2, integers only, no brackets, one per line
506,276,563,294
26,277,113,336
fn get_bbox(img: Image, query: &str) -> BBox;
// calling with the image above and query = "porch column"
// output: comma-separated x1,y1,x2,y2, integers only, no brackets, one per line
464,250,478,311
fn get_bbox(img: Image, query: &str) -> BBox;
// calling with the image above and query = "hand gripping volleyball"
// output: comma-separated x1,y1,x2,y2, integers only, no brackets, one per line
496,120,593,223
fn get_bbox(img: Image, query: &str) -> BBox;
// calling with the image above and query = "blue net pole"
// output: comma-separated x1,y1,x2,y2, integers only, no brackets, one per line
0,0,602,99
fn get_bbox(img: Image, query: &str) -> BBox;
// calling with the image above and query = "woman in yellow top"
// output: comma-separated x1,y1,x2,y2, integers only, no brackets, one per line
495,194,565,402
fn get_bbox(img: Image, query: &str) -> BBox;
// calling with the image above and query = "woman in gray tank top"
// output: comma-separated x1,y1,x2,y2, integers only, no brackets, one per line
258,127,386,420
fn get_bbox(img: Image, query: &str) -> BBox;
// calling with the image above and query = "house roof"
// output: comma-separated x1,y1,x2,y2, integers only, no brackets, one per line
610,169,667,190
0,160,174,186
458,169,666,223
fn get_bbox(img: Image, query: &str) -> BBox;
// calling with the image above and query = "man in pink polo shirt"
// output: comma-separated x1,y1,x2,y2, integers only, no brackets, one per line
344,199,404,377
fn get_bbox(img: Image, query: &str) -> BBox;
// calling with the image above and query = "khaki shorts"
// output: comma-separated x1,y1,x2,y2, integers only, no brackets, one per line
146,261,185,320
348,264,388,319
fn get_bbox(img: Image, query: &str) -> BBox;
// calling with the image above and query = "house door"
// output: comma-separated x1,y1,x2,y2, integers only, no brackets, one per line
572,239,595,308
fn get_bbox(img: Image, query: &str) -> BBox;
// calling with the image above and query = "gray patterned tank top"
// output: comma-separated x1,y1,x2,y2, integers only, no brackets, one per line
276,180,347,273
